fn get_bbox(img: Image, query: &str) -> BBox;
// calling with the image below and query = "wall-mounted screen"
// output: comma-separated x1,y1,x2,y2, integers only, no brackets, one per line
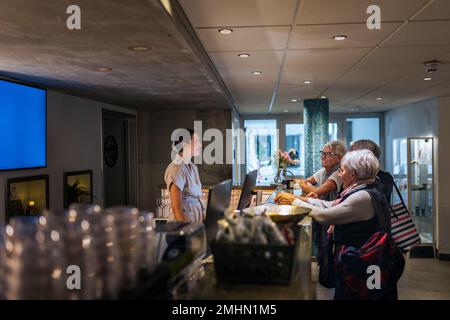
0,79,46,171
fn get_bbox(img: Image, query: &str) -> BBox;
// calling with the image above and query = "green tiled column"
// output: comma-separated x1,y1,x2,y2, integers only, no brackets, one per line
303,98,329,178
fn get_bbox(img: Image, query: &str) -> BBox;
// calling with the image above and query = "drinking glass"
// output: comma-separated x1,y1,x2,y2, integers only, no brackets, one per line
4,216,66,299
137,211,157,275
106,207,141,291
41,209,97,300
69,204,122,299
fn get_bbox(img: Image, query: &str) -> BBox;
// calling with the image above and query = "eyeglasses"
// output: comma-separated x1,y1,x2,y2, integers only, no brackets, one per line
319,151,339,158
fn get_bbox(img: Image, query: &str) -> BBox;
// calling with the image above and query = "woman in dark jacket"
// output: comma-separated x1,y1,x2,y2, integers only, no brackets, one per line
290,150,402,300
350,139,394,203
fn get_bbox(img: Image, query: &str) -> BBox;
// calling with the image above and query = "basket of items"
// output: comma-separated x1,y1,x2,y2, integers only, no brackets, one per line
211,205,310,285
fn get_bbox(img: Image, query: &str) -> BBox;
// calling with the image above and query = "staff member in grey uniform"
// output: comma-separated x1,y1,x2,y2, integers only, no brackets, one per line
164,128,204,223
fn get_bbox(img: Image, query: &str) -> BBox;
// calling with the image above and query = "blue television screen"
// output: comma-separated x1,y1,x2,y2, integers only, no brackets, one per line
0,79,46,171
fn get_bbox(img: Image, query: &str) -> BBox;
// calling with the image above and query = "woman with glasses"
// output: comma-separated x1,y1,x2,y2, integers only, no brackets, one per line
275,141,346,286
275,140,346,204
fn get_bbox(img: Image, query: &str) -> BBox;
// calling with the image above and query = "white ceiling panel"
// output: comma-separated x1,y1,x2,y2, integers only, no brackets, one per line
275,66,346,108
197,26,290,51
280,65,346,90
217,66,278,113
322,65,412,104
238,97,275,114
296,0,428,24
362,45,450,66
289,23,401,49
178,0,450,114
383,21,450,47
209,50,284,68
412,0,450,21
348,64,450,108
217,66,279,88
272,91,327,111
284,48,370,67
231,91,274,112
179,0,297,27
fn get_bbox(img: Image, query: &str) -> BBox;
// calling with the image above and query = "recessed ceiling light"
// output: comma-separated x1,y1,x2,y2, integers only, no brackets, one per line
424,77,432,81
251,71,262,75
291,99,298,102
218,28,233,35
128,45,150,51
95,67,112,72
303,80,312,84
376,97,382,101
284,109,289,113
333,35,348,41
238,53,250,58
321,96,327,99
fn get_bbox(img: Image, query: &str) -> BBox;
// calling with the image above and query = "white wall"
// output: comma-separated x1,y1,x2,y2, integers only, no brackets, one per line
437,97,450,254
347,118,380,145
384,98,438,174
384,97,450,254
0,90,135,224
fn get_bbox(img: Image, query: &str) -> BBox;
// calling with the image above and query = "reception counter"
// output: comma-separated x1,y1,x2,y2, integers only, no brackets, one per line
189,216,315,300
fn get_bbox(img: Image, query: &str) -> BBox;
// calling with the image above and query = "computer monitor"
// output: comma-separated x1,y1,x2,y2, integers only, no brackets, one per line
204,179,232,245
236,170,258,211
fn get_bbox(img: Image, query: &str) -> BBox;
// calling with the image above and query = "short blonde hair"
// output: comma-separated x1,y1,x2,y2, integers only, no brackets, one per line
323,140,346,157
341,150,379,180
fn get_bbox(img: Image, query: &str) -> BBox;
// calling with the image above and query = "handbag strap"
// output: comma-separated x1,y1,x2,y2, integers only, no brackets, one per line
392,179,410,216
368,191,390,234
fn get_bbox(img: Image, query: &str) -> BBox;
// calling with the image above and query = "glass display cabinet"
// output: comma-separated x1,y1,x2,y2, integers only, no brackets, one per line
393,137,434,245
408,137,434,244
392,138,408,204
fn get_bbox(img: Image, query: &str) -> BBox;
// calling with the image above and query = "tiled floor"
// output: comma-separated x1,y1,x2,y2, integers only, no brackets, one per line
313,257,450,300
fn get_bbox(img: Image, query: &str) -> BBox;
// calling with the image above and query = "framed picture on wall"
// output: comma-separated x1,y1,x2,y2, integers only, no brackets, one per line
6,175,49,222
63,170,93,209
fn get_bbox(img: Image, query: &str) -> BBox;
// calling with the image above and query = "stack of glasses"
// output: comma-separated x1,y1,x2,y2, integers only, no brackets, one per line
0,206,158,300
72,204,122,299
2,216,66,299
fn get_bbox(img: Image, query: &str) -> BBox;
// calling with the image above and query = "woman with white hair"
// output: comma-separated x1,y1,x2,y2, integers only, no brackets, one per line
283,150,403,300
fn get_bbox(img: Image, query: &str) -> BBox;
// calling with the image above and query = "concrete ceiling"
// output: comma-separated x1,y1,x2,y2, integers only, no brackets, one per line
179,0,450,114
0,0,231,110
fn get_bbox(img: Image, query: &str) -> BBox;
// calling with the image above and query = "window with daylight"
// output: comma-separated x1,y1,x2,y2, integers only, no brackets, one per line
244,120,278,185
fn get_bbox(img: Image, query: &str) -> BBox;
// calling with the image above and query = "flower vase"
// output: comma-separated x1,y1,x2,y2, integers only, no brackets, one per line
274,167,287,184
